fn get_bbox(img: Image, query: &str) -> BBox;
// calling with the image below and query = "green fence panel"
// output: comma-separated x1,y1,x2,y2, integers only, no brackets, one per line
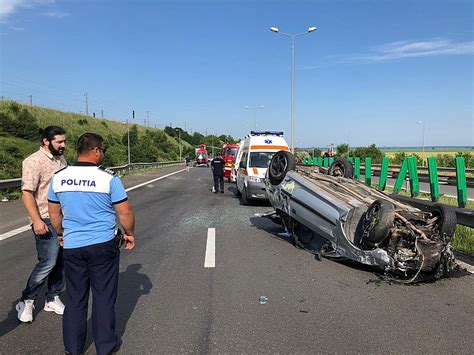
314,157,322,166
365,157,372,186
329,157,334,166
323,157,329,167
427,156,440,202
393,158,409,194
407,156,420,197
354,157,360,180
378,157,390,191
308,157,314,165
347,157,353,163
456,157,467,208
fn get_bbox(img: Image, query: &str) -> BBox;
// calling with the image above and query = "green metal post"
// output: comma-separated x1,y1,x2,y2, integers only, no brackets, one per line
393,158,408,194
365,157,372,186
329,157,334,166
323,157,329,167
354,157,360,180
427,156,440,202
347,157,353,163
314,157,322,166
407,156,420,197
456,157,467,208
379,156,390,191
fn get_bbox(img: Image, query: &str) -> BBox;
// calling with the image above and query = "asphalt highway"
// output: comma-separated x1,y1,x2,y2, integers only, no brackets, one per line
0,166,473,353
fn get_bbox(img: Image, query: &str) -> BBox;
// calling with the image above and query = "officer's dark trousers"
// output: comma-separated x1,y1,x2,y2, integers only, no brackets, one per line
213,174,224,192
63,239,119,355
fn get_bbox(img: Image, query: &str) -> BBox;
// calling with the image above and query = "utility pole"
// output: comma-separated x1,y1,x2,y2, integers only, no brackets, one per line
28,95,32,106
146,111,149,128
101,110,104,119
127,119,131,165
85,93,89,116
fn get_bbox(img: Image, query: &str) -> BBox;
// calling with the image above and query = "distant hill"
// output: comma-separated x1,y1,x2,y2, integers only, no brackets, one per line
0,101,234,179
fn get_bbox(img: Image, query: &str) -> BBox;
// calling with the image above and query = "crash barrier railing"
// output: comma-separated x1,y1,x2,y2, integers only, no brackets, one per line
0,161,183,192
301,156,473,228
302,156,472,207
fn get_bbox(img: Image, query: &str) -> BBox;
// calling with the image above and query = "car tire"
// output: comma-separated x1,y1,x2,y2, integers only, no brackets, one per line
431,203,457,241
362,199,395,246
328,158,353,178
268,151,295,186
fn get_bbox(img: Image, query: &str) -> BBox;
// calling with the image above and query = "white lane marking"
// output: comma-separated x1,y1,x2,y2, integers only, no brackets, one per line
125,168,186,192
0,168,188,241
204,228,216,268
0,225,31,241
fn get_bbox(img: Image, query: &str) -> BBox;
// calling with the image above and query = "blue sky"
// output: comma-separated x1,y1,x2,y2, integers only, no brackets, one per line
1,0,472,148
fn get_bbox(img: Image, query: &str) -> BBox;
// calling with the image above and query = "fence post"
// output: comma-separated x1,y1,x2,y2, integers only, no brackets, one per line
323,157,329,167
427,156,440,202
329,157,334,166
303,157,308,165
407,156,420,197
379,157,390,191
393,158,408,194
365,157,372,186
315,157,322,166
456,157,467,208
354,157,360,180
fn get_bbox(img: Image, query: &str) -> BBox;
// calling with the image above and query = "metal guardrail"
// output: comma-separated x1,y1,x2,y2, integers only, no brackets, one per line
390,194,474,229
361,165,474,187
0,161,183,191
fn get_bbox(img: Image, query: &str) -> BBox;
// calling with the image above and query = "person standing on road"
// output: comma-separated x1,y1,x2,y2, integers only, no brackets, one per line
211,152,225,193
16,126,67,323
48,133,136,355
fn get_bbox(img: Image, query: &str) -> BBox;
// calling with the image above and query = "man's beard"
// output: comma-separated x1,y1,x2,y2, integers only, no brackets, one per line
48,144,64,156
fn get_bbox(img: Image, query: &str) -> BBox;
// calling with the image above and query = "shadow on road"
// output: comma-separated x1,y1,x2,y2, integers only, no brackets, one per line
83,263,153,352
0,301,22,337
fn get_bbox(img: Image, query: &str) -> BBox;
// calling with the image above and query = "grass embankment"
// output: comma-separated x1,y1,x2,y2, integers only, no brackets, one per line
0,101,193,179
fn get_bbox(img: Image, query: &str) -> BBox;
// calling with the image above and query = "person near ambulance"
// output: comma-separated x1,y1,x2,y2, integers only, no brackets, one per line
210,152,226,193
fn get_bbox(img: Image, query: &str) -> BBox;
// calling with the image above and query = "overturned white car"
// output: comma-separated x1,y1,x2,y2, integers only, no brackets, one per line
264,151,457,283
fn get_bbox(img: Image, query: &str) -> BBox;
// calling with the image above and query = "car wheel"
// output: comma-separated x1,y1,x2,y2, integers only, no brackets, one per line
240,187,250,205
268,151,295,186
431,203,457,241
328,158,353,178
362,199,395,247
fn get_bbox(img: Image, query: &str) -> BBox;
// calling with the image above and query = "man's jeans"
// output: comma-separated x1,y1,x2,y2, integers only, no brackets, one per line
21,218,64,302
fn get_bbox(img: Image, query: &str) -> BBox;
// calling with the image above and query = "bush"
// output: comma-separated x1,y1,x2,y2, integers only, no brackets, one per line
350,144,384,163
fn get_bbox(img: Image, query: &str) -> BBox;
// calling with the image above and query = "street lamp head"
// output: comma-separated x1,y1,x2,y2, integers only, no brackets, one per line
270,27,279,33
308,26,317,33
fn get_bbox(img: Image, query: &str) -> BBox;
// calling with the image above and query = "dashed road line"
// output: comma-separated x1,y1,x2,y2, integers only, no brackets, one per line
0,168,188,241
204,228,216,268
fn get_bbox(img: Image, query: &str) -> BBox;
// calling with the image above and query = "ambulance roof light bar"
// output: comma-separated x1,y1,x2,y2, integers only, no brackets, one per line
250,131,284,136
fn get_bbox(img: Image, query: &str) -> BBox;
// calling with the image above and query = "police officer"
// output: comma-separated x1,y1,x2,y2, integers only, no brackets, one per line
211,152,226,193
48,133,136,355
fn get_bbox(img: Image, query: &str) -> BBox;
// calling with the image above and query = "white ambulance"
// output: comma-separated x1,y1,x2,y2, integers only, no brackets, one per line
236,131,289,204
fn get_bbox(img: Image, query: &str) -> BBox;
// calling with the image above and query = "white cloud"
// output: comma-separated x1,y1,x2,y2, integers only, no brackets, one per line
0,0,55,20
345,39,474,63
10,25,25,31
44,10,69,18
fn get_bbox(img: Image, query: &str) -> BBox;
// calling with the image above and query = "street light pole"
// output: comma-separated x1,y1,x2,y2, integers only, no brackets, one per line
245,105,264,130
270,26,317,154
